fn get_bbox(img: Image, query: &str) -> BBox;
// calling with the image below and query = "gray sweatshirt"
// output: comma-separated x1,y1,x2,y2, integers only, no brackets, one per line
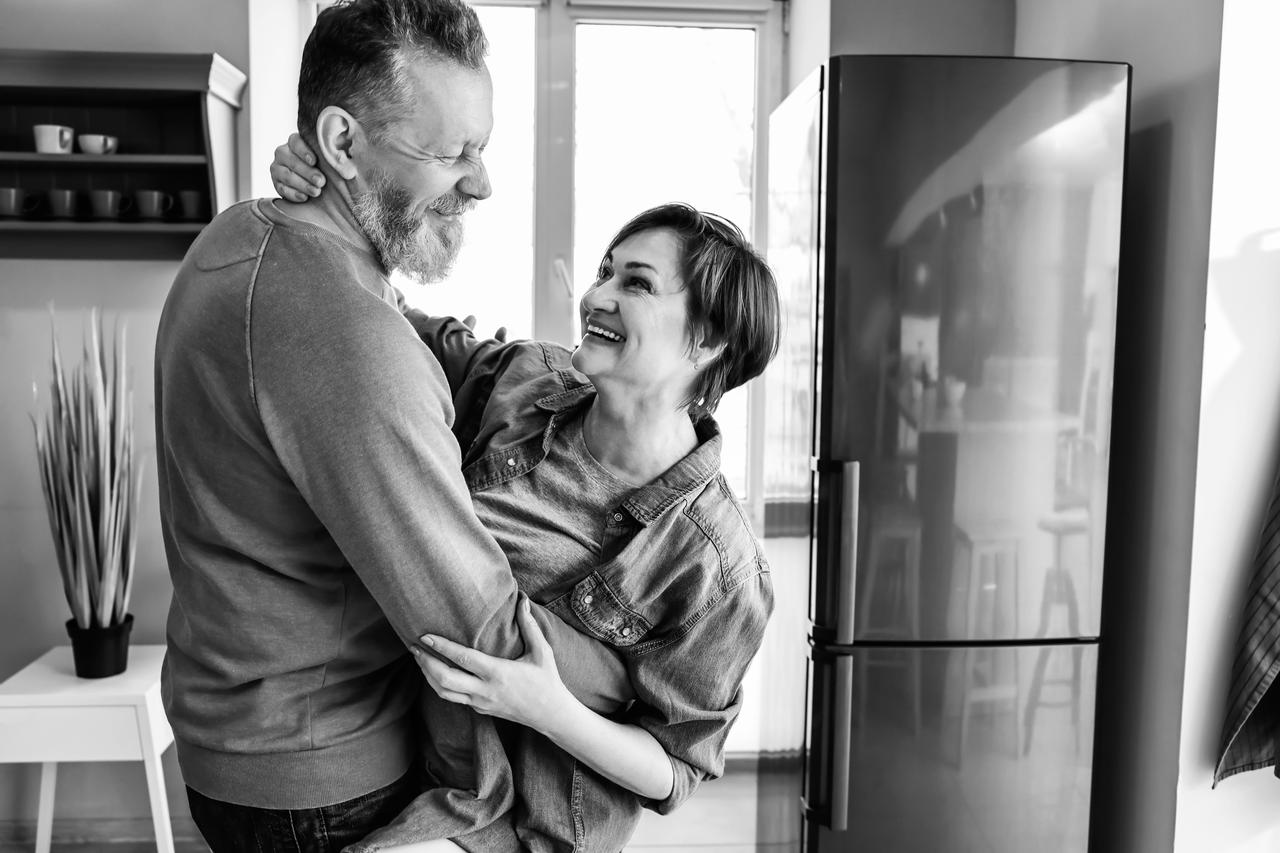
154,199,628,810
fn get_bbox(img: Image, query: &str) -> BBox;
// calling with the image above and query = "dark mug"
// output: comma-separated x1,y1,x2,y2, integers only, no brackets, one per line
90,189,131,220
135,189,173,220
178,189,205,221
47,188,77,219
0,187,39,218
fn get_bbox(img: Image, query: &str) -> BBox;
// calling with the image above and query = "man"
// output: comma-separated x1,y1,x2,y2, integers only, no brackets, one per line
154,2,629,850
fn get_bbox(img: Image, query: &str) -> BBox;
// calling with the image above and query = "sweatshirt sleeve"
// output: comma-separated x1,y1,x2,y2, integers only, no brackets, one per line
250,258,630,713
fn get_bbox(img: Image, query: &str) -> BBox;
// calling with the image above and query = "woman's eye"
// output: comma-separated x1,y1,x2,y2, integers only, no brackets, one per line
595,265,613,283
626,277,651,292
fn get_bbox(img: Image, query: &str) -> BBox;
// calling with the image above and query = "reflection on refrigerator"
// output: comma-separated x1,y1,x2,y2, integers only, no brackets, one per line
757,55,1130,852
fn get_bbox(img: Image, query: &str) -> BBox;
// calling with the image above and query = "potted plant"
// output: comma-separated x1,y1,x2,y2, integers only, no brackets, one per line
31,309,142,678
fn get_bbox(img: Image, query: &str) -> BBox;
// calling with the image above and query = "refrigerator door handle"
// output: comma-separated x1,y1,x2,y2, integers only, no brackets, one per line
828,653,854,831
835,460,860,645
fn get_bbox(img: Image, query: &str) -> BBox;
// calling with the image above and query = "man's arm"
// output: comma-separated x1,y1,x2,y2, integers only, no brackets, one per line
251,268,631,712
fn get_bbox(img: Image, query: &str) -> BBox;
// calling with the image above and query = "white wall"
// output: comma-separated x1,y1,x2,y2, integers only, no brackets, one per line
1177,1,1280,850
829,0,1013,56
784,0,829,91
247,0,307,199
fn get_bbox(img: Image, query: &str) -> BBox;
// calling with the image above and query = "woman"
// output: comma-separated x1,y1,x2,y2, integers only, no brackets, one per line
274,146,779,853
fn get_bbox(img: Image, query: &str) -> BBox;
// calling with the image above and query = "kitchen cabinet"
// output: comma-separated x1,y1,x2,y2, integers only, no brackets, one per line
0,49,246,260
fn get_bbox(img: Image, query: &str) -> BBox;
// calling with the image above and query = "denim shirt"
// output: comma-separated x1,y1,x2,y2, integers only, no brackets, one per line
404,313,774,853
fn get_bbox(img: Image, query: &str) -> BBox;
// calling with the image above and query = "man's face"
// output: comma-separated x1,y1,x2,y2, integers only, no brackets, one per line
350,59,493,283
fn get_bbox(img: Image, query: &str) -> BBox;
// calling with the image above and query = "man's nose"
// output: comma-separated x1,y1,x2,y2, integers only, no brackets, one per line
458,158,491,201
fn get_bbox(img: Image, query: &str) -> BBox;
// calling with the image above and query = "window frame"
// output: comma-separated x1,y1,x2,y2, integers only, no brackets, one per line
304,0,783,516
530,0,782,521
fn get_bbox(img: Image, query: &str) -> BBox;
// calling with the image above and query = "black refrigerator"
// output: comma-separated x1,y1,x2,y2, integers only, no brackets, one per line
756,55,1130,852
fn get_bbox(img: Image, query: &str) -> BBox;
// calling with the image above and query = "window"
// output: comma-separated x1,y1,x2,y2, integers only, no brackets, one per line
323,0,782,502
395,6,537,340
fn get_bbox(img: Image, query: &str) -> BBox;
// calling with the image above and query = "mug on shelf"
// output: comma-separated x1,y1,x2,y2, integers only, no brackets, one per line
0,187,40,218
135,190,173,220
90,189,131,220
78,134,118,155
47,189,78,219
178,189,206,221
33,124,74,155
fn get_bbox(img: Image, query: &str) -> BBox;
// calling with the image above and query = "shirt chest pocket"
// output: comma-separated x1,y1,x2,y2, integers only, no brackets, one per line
558,572,652,649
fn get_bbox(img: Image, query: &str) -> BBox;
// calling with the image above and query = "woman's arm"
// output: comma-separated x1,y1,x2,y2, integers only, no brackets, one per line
414,596,675,801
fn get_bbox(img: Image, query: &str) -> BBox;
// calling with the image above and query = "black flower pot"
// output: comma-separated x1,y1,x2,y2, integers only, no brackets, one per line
65,613,133,678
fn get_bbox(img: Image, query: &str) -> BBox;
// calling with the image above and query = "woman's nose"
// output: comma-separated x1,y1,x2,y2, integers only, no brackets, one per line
580,278,616,313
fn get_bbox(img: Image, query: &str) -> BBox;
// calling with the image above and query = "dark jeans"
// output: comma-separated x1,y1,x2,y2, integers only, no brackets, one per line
187,767,421,853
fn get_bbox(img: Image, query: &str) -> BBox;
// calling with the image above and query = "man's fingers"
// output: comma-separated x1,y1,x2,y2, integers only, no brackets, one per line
462,315,478,330
494,326,509,343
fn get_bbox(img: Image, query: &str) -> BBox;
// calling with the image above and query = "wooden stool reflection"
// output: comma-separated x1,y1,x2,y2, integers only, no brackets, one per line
858,498,922,739
955,523,1021,768
1024,510,1088,754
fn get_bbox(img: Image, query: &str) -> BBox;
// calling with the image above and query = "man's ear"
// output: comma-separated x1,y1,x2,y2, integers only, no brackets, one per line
313,106,363,181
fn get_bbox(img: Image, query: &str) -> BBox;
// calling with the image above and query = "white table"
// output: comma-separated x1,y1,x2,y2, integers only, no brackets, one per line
0,645,174,853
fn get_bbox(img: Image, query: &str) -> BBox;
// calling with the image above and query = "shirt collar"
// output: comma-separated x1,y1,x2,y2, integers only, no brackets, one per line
534,386,724,525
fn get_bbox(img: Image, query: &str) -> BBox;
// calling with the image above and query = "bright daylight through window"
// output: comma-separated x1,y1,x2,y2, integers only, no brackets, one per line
395,4,764,498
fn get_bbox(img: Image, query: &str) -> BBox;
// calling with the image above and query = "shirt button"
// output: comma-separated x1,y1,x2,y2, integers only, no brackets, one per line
506,458,516,467
612,512,624,522
621,626,632,636
582,594,594,605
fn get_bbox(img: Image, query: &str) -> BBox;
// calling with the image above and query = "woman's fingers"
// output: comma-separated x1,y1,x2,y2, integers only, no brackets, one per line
516,594,554,666
269,157,318,202
287,132,315,165
411,646,484,702
269,135,325,201
418,634,494,677
286,132,325,188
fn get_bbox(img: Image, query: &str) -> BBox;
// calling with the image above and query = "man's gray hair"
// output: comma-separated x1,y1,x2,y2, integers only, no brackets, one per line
297,0,488,146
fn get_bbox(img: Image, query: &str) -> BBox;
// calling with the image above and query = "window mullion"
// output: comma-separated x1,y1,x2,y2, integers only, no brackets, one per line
532,0,578,346
744,1,783,522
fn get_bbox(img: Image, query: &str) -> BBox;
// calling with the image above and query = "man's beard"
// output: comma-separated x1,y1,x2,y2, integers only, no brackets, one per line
350,169,470,284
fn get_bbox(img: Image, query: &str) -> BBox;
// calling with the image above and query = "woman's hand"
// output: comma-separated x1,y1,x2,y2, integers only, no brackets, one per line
269,133,326,202
412,594,572,734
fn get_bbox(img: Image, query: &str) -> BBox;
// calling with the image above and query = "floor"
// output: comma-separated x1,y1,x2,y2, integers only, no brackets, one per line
0,766,786,853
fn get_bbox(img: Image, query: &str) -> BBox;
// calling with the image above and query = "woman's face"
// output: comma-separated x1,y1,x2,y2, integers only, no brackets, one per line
571,227,699,405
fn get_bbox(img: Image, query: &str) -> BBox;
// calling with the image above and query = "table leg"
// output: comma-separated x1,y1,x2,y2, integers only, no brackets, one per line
36,762,56,853
141,751,175,853
137,702,175,853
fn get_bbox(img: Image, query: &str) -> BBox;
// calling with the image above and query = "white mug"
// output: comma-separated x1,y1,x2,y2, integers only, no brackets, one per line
34,124,74,155
78,134,118,155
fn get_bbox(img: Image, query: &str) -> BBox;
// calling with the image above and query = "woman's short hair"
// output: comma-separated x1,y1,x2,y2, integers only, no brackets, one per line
298,0,487,147
604,203,781,420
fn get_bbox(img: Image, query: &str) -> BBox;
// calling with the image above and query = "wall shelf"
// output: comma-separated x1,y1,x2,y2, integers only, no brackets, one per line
0,49,245,260
0,152,209,167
